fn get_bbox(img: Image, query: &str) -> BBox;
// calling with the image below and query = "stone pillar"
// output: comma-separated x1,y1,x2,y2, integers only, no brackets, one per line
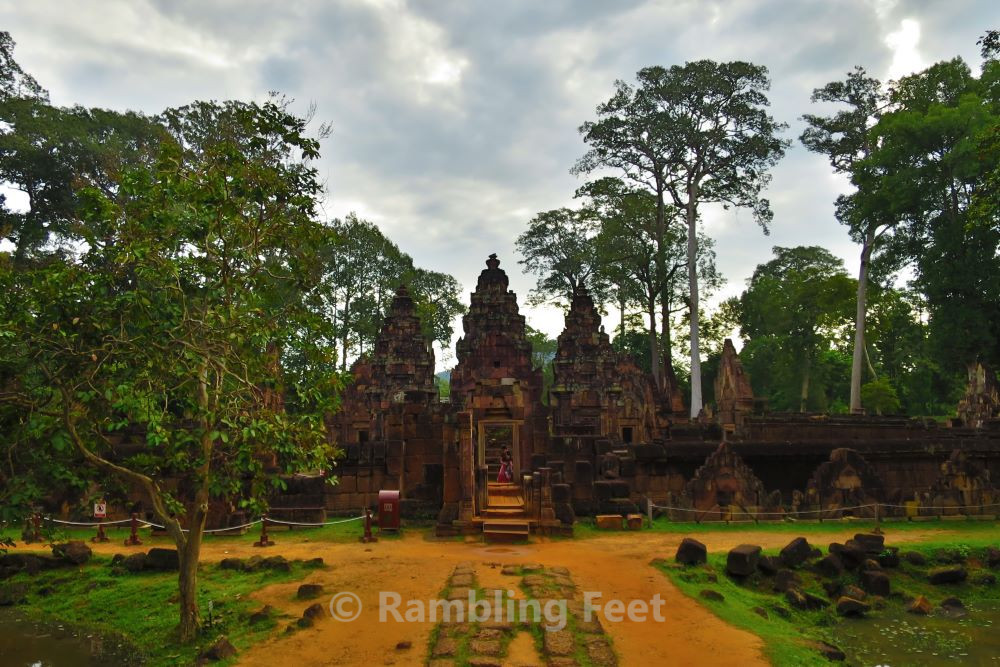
458,411,475,522
539,467,556,521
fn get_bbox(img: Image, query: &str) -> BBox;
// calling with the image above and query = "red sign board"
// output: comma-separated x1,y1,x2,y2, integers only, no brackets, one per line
93,502,107,518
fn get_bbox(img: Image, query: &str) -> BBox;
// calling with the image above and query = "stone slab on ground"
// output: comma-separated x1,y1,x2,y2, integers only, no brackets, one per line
595,515,623,530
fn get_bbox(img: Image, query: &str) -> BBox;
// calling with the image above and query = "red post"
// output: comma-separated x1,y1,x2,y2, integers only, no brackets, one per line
360,508,378,543
92,519,109,543
124,512,142,546
254,515,275,547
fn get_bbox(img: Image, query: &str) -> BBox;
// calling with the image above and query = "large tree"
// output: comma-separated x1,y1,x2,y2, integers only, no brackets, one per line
0,31,45,101
407,266,466,361
320,215,464,368
515,206,607,308
857,57,999,372
736,246,855,412
801,66,890,414
2,99,340,641
580,177,721,390
576,61,786,417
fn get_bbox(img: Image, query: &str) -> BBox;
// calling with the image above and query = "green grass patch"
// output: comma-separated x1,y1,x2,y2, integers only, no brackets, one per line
656,530,1000,666
657,555,837,666
1,516,422,550
570,515,1000,538
4,554,311,665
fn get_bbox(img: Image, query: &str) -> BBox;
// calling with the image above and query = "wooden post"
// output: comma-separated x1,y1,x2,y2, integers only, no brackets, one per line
31,513,43,542
124,513,142,546
92,519,109,543
360,508,377,543
253,515,275,547
873,502,883,535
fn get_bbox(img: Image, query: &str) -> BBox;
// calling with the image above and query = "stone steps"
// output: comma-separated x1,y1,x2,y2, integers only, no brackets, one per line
482,519,530,542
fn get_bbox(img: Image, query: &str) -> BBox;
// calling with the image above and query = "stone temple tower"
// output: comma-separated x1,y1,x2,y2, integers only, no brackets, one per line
450,254,546,480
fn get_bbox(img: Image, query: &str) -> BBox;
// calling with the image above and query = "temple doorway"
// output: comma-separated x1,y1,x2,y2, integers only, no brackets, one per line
480,423,515,481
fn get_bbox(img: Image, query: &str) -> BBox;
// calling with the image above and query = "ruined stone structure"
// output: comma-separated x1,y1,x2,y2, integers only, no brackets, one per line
315,285,452,520
928,449,996,514
805,448,884,518
74,255,1000,533
685,442,778,518
714,338,758,429
449,254,547,478
275,254,1000,533
957,362,1000,428
550,287,659,445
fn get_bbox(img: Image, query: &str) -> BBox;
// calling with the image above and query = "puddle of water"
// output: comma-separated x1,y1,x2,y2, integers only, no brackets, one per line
835,601,1000,666
0,609,140,666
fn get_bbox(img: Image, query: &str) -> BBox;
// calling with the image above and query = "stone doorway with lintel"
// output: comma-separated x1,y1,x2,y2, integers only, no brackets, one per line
477,420,529,540
478,421,520,481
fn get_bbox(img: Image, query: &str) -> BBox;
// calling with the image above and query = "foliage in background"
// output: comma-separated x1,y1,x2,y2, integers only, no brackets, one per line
861,377,901,415
515,206,607,309
733,246,855,412
320,214,465,370
575,60,788,417
525,325,557,404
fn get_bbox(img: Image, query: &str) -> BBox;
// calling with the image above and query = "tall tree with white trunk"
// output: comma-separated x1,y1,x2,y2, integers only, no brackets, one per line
578,61,786,417
801,66,890,414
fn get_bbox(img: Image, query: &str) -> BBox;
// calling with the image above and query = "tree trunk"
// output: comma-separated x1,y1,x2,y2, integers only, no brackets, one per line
618,291,626,341
660,298,673,389
686,186,702,418
176,363,213,642
647,304,661,386
799,354,811,413
177,536,201,641
653,179,668,392
849,229,875,414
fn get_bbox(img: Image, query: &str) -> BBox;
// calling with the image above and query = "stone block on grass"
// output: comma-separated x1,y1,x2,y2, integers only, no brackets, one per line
836,596,870,617
675,538,707,566
595,514,623,530
860,570,890,596
929,566,967,585
726,544,761,577
779,537,812,569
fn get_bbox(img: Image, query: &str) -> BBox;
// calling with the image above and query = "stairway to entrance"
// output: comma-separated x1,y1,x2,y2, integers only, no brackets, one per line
482,482,529,542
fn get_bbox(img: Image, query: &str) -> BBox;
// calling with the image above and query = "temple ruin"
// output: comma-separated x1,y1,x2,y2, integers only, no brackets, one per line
268,255,996,537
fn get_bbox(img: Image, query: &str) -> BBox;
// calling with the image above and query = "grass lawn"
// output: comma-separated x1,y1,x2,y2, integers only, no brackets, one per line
1,553,319,665
572,514,1000,538
655,526,1000,666
0,513,414,548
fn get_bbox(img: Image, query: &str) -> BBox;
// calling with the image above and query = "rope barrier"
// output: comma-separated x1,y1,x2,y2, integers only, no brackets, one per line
266,515,364,527
47,518,132,527
879,501,1000,510
43,513,365,533
139,520,265,534
649,502,878,516
650,500,1000,517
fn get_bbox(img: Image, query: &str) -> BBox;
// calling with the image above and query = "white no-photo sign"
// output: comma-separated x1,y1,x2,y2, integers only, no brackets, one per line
94,502,107,518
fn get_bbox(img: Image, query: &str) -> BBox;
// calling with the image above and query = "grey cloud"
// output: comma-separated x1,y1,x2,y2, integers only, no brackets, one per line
1,0,998,347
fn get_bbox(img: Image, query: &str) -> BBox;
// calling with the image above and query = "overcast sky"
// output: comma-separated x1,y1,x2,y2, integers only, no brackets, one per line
2,0,996,366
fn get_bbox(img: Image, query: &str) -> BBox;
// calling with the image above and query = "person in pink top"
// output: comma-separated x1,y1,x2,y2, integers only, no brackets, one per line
497,446,513,483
